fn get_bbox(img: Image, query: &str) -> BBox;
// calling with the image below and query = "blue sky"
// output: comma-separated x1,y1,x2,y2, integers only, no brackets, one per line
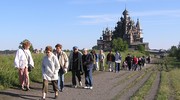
0,0,180,50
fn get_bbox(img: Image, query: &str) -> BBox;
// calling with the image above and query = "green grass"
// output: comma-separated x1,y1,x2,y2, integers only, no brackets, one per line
29,54,44,82
169,68,180,99
157,71,170,100
112,66,153,100
155,56,180,100
131,70,158,100
0,54,44,89
0,55,19,89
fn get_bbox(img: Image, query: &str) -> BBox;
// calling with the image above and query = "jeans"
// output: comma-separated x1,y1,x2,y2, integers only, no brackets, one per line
115,63,120,72
85,66,93,87
58,68,64,90
108,61,114,72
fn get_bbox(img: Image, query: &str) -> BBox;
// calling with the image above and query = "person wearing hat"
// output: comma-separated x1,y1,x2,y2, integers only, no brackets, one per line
14,39,34,91
69,46,83,88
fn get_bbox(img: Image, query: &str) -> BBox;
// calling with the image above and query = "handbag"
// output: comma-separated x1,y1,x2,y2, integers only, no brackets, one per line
28,63,33,72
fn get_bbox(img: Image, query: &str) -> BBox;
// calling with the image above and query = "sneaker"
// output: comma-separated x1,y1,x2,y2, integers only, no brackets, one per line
39,97,45,100
84,86,89,89
72,85,77,88
54,91,58,99
79,81,82,86
89,86,93,89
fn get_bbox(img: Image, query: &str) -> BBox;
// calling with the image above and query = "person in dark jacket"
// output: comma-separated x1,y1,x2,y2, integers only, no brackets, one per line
82,48,94,89
138,57,142,70
106,50,115,72
125,54,132,71
69,46,83,88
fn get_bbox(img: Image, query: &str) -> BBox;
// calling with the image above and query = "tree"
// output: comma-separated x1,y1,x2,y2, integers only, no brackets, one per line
29,44,34,52
169,46,177,57
92,45,99,50
176,49,180,60
137,45,145,53
112,38,128,52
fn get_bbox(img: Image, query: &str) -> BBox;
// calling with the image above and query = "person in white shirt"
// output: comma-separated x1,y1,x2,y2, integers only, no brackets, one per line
99,50,105,71
40,46,60,100
14,39,34,91
115,51,122,73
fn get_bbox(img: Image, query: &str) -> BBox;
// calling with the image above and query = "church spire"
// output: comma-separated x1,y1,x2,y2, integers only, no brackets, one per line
136,18,141,30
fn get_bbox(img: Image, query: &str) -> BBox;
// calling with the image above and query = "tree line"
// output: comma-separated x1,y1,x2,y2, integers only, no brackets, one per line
168,42,180,61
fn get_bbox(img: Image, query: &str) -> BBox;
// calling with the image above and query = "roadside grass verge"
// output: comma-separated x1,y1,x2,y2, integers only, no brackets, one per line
112,66,152,89
156,71,170,100
169,68,180,99
112,66,153,100
130,70,157,99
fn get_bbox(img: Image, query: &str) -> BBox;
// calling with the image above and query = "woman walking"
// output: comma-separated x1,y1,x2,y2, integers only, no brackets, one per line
40,46,60,100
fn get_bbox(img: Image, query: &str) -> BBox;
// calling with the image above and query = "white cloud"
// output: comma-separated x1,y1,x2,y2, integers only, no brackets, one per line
78,15,117,25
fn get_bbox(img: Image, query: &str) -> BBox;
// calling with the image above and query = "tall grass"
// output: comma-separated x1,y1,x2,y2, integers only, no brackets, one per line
0,55,18,89
29,54,44,82
169,68,180,99
0,54,44,90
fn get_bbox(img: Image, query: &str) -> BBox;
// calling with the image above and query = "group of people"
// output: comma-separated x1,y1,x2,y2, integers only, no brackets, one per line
123,54,147,71
105,50,149,72
14,39,149,100
14,40,97,100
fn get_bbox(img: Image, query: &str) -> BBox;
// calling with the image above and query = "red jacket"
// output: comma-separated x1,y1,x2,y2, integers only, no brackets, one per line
133,57,138,64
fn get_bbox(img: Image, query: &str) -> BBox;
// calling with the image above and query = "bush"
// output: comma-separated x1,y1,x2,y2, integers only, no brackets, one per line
112,38,128,52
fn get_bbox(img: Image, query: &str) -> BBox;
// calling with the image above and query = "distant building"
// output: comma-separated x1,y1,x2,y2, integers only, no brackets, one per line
97,9,149,51
97,27,113,51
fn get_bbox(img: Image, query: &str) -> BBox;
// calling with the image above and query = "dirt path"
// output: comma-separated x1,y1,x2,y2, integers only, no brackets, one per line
0,64,155,100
